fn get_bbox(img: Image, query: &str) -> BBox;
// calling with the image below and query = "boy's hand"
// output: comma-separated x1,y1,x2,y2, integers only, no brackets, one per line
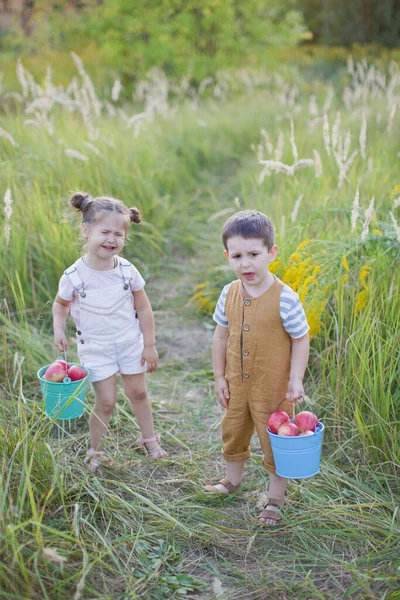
141,345,159,373
286,378,305,404
215,376,230,408
54,328,69,352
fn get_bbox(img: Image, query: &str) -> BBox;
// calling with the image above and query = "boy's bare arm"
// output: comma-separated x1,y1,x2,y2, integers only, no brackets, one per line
213,324,230,408
287,333,310,403
52,294,71,351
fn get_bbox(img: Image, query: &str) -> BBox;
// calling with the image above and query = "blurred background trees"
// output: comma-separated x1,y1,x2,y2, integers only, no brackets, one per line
298,0,400,47
0,0,399,88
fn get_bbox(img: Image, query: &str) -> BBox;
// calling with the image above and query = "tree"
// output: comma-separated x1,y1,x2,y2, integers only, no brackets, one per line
297,0,400,46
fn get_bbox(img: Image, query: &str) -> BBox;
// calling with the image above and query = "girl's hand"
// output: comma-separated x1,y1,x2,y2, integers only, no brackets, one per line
54,328,69,352
215,376,230,408
286,378,305,404
141,345,158,373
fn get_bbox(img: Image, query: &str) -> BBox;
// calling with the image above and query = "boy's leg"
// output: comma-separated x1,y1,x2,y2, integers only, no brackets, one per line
251,400,290,524
260,472,288,524
205,388,253,493
90,374,117,450
209,460,246,493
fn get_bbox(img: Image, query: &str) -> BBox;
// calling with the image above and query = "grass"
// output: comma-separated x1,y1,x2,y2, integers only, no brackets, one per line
1,55,400,598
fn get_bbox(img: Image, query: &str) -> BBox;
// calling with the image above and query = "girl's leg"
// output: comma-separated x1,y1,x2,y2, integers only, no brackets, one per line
121,373,165,456
90,374,117,450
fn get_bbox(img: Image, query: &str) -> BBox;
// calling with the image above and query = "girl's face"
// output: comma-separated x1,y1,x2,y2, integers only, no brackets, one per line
82,211,128,264
225,236,278,288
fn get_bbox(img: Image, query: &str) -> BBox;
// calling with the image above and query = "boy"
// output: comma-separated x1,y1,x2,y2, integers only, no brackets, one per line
204,210,310,526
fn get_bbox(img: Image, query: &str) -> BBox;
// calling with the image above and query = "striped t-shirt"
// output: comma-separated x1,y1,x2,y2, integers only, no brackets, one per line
213,281,309,339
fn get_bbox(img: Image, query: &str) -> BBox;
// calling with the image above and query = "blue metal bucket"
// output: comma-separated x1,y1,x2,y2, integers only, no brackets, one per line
37,363,89,420
267,420,324,479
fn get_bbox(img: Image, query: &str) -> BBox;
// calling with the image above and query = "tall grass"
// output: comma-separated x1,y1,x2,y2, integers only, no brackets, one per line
1,56,399,597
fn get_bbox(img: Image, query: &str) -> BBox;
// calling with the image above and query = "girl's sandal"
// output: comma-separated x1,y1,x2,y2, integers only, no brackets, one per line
136,433,167,459
84,448,105,474
258,497,284,526
204,478,241,494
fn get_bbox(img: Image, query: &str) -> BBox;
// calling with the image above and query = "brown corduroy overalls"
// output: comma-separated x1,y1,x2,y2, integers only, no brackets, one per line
221,277,294,473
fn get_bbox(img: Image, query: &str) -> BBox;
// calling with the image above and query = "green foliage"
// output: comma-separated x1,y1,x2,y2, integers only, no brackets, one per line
1,0,306,86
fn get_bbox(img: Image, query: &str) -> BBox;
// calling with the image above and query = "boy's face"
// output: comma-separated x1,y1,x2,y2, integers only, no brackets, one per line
225,236,278,287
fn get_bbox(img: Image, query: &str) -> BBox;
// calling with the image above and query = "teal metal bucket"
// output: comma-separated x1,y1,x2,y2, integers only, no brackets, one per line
267,421,324,479
37,363,89,420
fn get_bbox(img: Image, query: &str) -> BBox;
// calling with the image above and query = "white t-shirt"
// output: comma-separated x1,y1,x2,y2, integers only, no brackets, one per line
58,256,145,330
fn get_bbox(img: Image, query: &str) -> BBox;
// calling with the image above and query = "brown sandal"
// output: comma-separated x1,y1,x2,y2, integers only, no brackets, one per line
258,497,284,526
204,477,241,494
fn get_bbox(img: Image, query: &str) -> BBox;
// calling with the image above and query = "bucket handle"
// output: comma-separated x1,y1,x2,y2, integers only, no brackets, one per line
276,395,316,416
56,349,72,384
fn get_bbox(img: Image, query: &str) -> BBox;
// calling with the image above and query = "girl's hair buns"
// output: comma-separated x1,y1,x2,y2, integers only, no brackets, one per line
69,192,141,226
129,207,141,224
70,192,92,212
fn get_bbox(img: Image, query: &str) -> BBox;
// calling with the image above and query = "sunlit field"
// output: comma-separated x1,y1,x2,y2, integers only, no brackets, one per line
1,55,399,598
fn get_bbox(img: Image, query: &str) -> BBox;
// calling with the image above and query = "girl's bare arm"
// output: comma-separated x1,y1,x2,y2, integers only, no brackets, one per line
133,288,158,372
52,295,71,351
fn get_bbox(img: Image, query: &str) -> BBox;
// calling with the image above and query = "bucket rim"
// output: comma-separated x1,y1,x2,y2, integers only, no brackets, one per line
37,362,89,384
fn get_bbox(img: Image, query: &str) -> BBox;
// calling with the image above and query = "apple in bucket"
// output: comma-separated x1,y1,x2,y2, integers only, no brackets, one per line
67,365,87,381
294,411,318,433
54,359,69,370
44,361,87,382
44,361,67,382
277,422,300,436
267,410,290,434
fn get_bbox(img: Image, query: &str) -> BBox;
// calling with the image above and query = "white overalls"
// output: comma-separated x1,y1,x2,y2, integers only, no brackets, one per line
65,258,146,382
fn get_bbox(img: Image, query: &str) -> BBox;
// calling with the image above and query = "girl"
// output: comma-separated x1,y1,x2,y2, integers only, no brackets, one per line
52,192,166,472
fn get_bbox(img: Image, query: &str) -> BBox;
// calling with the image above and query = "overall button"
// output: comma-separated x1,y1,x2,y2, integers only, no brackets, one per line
77,330,82,335
243,325,250,331
243,349,249,356
80,340,85,344
243,372,249,378
244,299,251,306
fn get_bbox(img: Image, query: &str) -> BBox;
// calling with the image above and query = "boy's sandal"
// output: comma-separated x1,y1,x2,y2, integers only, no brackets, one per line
203,478,241,494
136,433,167,459
258,497,285,526
84,448,105,474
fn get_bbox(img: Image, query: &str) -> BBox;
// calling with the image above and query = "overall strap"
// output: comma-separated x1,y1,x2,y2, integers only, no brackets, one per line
118,257,133,290
64,266,86,298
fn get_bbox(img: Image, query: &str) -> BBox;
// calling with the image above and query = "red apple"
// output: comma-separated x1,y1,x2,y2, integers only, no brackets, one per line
267,410,290,434
277,422,300,436
44,361,67,382
299,430,314,436
67,365,87,381
294,411,318,433
55,360,69,370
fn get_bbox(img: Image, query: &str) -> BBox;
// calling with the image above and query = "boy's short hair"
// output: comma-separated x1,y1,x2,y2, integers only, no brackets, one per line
222,210,275,250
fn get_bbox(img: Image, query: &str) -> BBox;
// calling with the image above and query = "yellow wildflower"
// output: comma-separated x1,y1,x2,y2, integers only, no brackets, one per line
297,239,313,251
340,273,349,286
355,289,368,314
311,265,321,283
372,229,382,236
359,265,372,289
269,260,280,275
289,252,301,263
341,255,350,272
390,184,400,199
